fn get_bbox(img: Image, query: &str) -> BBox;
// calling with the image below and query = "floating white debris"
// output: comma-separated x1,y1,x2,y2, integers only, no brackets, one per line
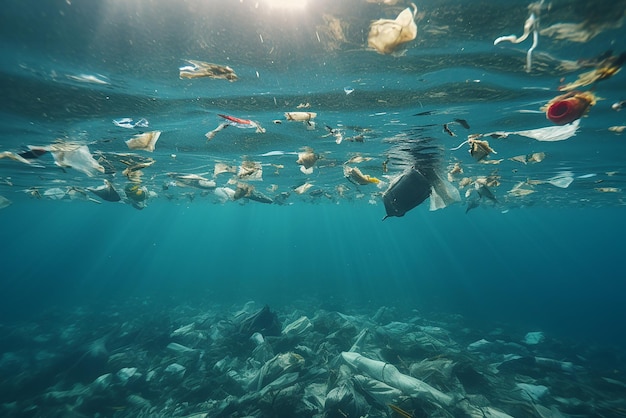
0,151,32,165
548,172,574,188
493,11,538,72
125,131,161,152
510,119,580,142
113,118,149,129
44,187,68,200
285,112,317,122
41,144,105,177
214,187,236,202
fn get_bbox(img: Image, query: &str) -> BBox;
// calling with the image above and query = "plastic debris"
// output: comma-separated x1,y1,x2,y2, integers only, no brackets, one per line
429,171,461,211
124,183,149,209
205,122,229,141
343,165,380,185
368,4,418,55
167,173,216,189
125,131,161,152
113,118,149,129
294,182,313,194
509,152,546,164
469,137,497,161
543,91,596,125
493,5,540,72
214,187,236,202
341,352,454,406
213,162,237,177
382,168,431,219
282,316,313,338
467,120,580,143
218,114,265,134
612,100,626,111
179,60,238,81
88,179,121,202
296,147,319,175
41,143,105,177
285,112,317,122
0,151,32,165
547,172,574,188
238,161,263,181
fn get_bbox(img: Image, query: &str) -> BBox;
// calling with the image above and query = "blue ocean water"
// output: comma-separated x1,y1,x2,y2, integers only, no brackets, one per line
2,0,626,416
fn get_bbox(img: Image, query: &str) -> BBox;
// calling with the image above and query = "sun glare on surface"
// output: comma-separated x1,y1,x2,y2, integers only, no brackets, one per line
256,0,308,11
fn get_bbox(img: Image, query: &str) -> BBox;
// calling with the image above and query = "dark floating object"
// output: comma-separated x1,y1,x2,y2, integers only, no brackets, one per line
18,147,48,160
454,118,470,129
382,168,431,220
248,190,273,204
88,179,121,202
444,119,470,137
443,123,456,137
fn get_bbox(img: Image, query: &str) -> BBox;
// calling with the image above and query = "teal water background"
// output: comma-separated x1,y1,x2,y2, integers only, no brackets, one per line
2,202,625,347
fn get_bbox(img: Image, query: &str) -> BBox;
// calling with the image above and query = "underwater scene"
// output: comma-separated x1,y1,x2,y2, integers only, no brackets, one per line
2,0,626,416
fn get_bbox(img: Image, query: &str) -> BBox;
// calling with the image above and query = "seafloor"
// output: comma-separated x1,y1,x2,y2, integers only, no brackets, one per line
1,297,625,418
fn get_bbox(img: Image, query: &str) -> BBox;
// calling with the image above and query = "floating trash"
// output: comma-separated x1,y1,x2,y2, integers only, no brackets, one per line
125,131,161,152
296,147,319,175
368,4,418,55
285,112,317,122
382,168,431,219
113,118,149,129
88,179,121,202
46,144,105,177
179,60,238,81
494,4,541,72
612,100,626,111
547,172,575,188
543,91,596,125
343,165,380,186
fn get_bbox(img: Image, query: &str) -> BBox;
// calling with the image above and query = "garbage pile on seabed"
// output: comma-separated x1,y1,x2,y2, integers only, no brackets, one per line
2,300,625,418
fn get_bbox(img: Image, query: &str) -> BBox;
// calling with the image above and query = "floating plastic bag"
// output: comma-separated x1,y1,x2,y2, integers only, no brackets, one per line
368,5,418,54
46,144,105,177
